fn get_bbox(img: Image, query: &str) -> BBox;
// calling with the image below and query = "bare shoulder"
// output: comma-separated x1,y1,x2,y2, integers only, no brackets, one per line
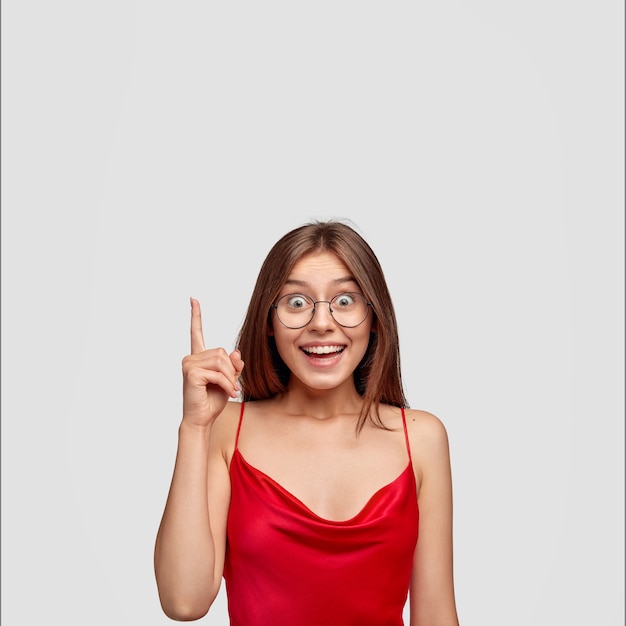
403,409,452,484
377,405,450,453
404,408,450,443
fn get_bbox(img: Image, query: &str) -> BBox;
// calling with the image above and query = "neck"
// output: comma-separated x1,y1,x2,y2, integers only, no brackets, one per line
274,382,364,421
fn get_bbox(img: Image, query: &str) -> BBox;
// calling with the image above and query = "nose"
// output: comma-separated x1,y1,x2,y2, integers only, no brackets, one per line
308,301,335,330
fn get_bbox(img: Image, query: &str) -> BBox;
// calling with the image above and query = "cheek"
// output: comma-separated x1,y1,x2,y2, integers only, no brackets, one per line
360,318,375,342
271,325,296,358
349,327,374,361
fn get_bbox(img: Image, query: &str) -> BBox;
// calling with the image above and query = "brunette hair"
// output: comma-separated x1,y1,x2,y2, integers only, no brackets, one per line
235,220,407,432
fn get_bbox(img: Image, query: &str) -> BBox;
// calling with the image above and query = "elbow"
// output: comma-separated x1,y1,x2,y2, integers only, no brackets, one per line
159,598,211,622
158,586,219,622
155,566,221,620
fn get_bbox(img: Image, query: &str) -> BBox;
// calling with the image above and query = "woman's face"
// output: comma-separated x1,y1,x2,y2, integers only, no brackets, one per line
270,251,373,394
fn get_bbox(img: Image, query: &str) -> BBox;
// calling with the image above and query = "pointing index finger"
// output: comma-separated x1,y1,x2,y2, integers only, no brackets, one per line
190,297,206,354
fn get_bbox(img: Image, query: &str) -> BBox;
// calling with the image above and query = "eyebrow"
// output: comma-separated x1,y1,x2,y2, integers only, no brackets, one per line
283,276,358,287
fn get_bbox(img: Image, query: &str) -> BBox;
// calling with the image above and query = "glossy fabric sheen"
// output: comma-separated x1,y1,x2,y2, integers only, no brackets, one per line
223,405,419,626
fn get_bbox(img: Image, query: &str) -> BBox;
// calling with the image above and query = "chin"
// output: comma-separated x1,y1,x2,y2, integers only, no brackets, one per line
289,370,357,393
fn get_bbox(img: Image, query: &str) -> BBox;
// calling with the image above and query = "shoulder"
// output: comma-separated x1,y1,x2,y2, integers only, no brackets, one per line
403,408,452,485
377,405,450,455
404,408,450,443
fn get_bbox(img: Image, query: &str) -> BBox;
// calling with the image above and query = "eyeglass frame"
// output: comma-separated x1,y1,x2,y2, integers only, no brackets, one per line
270,292,373,329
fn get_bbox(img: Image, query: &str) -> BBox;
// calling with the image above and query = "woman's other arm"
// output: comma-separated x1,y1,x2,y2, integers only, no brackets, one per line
408,410,460,626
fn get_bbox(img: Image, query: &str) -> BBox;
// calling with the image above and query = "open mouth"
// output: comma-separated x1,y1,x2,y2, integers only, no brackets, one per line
300,345,345,358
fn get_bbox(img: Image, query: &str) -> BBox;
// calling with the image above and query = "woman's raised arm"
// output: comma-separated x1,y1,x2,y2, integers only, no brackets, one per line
154,299,243,620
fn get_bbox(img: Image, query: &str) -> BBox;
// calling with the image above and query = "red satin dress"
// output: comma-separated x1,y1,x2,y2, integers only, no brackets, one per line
223,403,419,626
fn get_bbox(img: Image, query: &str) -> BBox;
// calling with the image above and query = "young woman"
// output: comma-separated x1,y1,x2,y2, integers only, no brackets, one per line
154,220,459,625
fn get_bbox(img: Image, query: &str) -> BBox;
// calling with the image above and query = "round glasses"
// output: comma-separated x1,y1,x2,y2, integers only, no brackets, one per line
271,292,372,329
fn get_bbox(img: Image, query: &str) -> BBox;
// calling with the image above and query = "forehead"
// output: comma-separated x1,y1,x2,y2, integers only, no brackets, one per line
285,251,355,286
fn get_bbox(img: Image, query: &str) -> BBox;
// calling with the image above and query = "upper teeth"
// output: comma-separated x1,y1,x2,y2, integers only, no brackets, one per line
303,345,343,354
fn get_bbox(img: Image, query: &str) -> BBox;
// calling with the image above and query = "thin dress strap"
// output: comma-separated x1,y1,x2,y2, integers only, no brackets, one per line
400,407,412,464
234,402,245,451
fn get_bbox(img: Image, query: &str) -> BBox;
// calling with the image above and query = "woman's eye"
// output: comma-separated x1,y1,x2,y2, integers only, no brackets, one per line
335,294,355,307
287,295,309,309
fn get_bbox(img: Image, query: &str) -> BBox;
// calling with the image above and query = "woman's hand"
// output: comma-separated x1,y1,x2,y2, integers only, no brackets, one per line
181,298,244,428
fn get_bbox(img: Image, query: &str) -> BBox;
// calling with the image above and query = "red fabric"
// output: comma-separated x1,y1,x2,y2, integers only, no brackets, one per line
223,404,419,626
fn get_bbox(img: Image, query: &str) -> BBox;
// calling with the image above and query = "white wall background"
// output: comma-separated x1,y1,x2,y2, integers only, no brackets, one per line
2,2,623,625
